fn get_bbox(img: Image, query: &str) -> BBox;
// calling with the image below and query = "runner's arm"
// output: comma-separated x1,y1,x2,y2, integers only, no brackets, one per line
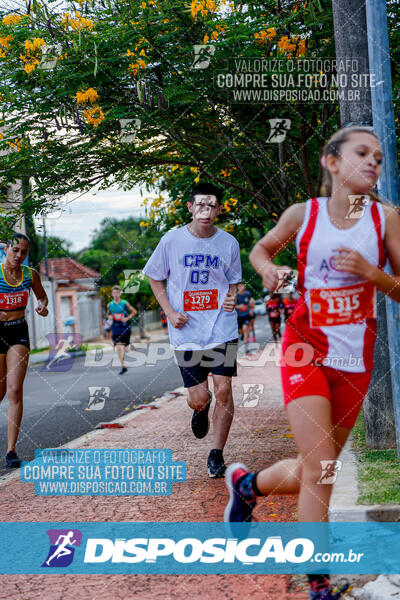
31,269,48,316
250,204,305,290
125,301,137,319
335,205,400,303
149,278,188,328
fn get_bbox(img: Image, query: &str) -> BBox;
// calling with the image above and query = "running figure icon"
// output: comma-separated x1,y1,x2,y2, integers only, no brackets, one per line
45,335,76,370
45,531,77,566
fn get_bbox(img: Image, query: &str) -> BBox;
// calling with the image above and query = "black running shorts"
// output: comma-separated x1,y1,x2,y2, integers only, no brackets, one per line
237,315,250,328
112,327,131,346
175,339,238,388
0,318,30,353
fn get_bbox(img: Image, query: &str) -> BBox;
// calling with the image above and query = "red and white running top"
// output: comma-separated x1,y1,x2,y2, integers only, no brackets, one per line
287,197,386,373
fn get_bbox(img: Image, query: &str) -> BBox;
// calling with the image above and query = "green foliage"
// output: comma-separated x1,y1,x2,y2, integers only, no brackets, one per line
0,0,398,245
78,215,162,309
353,412,400,504
0,0,341,243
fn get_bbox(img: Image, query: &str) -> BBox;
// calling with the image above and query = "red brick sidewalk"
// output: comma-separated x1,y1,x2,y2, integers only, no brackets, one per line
0,345,305,600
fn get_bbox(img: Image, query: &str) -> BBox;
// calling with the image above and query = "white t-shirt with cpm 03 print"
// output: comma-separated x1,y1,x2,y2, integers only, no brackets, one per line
142,225,242,350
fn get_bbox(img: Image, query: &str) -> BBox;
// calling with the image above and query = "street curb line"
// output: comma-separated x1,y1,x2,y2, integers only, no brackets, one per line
329,435,400,522
0,385,187,489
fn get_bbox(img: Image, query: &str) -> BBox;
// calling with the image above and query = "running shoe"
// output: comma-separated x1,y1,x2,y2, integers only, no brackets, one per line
119,367,128,375
224,462,256,523
5,450,21,468
191,392,211,439
309,578,350,600
207,449,226,478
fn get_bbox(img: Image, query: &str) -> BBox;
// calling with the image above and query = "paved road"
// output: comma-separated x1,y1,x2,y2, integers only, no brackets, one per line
0,316,276,474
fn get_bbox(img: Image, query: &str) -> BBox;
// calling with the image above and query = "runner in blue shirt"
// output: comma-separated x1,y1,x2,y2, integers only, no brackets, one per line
107,285,137,374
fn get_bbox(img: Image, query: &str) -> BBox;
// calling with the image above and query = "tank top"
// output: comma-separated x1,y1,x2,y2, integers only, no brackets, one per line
0,264,32,311
267,298,282,320
286,197,386,373
108,300,130,328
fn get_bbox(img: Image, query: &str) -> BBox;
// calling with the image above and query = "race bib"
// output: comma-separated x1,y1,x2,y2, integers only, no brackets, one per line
0,290,29,310
183,289,218,311
113,312,124,322
309,282,375,327
269,310,279,318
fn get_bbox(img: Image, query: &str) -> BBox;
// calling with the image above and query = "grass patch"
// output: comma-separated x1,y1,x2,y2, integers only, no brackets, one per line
352,410,400,504
29,347,49,355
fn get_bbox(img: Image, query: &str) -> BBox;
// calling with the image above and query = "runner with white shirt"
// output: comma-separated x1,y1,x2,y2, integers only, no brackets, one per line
143,183,241,477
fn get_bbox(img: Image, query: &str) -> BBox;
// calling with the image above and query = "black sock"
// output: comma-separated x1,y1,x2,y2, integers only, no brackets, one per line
252,472,262,496
210,448,223,457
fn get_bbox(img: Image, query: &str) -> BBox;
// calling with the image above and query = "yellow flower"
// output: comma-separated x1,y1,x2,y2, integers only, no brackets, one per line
139,220,149,227
24,62,37,73
211,30,219,41
229,197,237,206
0,35,12,52
76,88,99,104
62,11,93,31
191,0,218,20
297,38,306,57
24,37,45,53
2,14,23,26
83,105,104,127
255,27,276,45
203,34,209,44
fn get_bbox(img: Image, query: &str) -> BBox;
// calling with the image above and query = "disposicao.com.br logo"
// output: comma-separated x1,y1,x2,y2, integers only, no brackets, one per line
84,536,314,564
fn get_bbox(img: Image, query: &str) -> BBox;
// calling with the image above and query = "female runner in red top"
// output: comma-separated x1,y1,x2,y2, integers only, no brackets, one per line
224,126,400,599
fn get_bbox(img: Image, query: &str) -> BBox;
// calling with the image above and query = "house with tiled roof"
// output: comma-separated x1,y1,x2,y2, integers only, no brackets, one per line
40,257,102,341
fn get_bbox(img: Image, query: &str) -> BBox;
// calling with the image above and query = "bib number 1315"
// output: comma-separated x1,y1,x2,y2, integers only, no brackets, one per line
327,294,360,314
309,282,375,327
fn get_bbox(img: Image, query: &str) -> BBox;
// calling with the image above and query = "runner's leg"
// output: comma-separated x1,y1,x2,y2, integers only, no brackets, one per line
6,345,29,452
116,343,126,368
286,395,343,522
255,422,351,496
211,374,234,450
186,379,210,411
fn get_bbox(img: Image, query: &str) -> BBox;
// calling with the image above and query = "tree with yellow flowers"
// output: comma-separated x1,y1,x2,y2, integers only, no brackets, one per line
0,0,399,245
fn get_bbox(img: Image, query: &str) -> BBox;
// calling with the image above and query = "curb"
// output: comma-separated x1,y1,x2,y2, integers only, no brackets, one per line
329,435,400,522
28,334,170,366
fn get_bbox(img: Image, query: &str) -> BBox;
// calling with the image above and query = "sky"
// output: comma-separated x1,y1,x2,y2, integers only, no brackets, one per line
33,185,147,252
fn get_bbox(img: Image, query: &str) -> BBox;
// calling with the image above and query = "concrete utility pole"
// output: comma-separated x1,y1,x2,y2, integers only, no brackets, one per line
332,0,396,448
366,0,400,458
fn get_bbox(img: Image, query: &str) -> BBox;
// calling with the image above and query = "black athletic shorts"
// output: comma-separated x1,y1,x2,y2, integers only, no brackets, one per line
237,315,250,328
269,317,281,325
112,327,131,346
175,339,238,388
0,317,30,353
